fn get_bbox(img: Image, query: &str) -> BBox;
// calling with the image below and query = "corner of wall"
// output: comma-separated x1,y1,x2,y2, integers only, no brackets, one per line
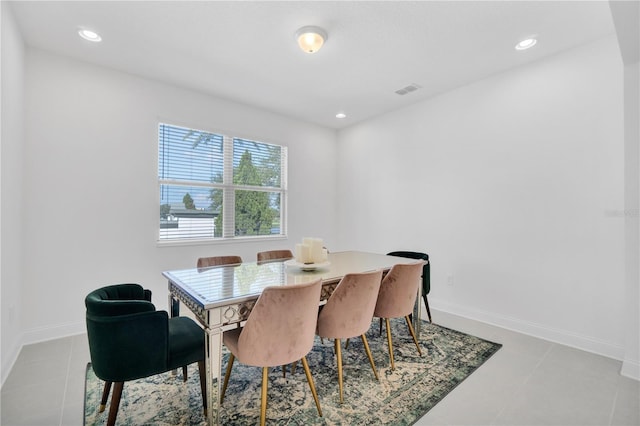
621,358,640,381
1,0,26,387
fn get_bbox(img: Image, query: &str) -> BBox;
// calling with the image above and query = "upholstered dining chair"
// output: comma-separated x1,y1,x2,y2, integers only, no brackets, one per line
85,283,206,426
220,279,323,426
197,255,243,269
316,270,383,404
256,249,294,263
374,262,424,370
387,251,431,322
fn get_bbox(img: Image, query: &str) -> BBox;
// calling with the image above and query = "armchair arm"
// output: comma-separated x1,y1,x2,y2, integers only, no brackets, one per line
86,310,170,382
85,283,155,316
86,299,155,317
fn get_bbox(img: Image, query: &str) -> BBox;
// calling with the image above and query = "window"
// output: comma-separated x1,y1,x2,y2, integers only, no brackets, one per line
158,123,287,242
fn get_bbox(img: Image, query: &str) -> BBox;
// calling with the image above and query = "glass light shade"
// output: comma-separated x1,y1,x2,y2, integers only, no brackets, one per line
295,26,327,53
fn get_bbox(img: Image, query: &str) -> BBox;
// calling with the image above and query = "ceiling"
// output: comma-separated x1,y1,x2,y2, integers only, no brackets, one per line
9,1,618,129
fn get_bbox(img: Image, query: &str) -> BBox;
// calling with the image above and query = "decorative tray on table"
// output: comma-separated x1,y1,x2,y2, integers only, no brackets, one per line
283,259,331,271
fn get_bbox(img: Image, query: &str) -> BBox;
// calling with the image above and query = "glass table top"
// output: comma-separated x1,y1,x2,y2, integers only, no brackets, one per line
163,251,422,309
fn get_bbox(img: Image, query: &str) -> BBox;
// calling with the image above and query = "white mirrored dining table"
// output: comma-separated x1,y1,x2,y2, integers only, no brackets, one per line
163,250,424,425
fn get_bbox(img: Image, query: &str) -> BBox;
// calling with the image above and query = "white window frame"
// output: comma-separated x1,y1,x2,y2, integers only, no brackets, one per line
157,123,288,246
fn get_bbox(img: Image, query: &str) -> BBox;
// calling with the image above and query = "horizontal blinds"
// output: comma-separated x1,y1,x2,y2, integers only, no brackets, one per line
158,123,286,242
158,123,223,183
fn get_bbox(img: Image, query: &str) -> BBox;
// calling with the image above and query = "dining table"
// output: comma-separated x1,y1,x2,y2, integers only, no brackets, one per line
163,250,424,425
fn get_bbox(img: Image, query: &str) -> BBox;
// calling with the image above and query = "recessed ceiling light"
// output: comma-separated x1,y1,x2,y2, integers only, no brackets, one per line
336,113,346,119
78,29,102,42
515,37,537,51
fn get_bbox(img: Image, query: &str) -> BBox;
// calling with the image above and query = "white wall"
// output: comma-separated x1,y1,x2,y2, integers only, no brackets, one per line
1,2,25,385
622,60,639,379
19,48,337,345
337,36,626,359
610,0,640,381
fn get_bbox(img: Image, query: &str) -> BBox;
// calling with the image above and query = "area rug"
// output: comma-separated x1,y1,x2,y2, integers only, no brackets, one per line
84,320,501,425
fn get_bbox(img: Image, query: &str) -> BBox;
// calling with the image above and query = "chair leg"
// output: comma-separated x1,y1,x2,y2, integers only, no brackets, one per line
106,381,124,426
345,338,350,349
335,338,344,404
198,360,207,416
99,381,112,413
360,334,379,380
379,317,383,335
291,360,298,374
385,318,395,370
405,315,423,356
301,356,322,417
182,365,188,382
221,353,235,403
260,367,268,426
424,294,432,323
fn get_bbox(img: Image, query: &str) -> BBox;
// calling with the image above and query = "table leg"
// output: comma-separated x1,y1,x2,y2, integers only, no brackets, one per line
169,292,180,375
169,293,180,317
205,322,223,425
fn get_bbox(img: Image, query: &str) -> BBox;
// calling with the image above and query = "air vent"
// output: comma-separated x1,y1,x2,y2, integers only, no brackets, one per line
395,83,422,96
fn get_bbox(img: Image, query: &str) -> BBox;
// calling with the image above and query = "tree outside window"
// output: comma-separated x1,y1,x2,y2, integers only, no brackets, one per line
158,123,287,242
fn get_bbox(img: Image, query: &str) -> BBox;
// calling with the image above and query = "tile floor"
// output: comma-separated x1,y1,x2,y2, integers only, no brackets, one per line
1,310,638,425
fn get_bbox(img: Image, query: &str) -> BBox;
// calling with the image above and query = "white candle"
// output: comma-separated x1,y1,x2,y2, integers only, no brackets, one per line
300,244,311,263
311,238,323,263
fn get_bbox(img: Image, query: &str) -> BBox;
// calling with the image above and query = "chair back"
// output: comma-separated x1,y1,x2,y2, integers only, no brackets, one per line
85,283,153,317
85,284,170,382
256,249,294,263
197,255,242,269
387,251,430,295
374,262,423,319
317,270,383,340
235,279,322,367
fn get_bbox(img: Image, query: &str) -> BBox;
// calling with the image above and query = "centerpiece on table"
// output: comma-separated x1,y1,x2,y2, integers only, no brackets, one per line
285,237,329,271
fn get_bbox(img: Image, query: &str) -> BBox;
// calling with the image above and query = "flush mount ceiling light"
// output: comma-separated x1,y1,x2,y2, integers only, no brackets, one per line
335,112,346,119
515,37,537,51
295,26,328,53
78,28,102,42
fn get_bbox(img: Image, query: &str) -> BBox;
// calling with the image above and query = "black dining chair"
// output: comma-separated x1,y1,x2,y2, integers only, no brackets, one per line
387,251,432,323
85,283,207,426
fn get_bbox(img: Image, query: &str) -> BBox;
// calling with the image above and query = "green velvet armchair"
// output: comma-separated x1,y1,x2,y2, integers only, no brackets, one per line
387,251,431,323
85,283,206,426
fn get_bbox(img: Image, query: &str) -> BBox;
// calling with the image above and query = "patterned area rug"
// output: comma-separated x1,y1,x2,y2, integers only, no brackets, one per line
84,320,501,425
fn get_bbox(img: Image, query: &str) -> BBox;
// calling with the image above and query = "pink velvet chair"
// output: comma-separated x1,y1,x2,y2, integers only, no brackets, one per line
196,255,242,269
374,262,424,370
256,249,293,264
316,269,383,403
221,279,323,426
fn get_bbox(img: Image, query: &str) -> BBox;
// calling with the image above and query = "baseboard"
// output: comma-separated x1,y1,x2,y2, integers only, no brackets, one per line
21,320,86,346
621,359,640,380
1,339,23,388
2,321,86,388
431,299,626,361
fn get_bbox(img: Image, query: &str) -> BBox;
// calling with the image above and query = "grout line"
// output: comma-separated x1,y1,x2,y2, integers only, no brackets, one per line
491,342,555,424
607,387,620,426
59,336,75,426
523,342,554,385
